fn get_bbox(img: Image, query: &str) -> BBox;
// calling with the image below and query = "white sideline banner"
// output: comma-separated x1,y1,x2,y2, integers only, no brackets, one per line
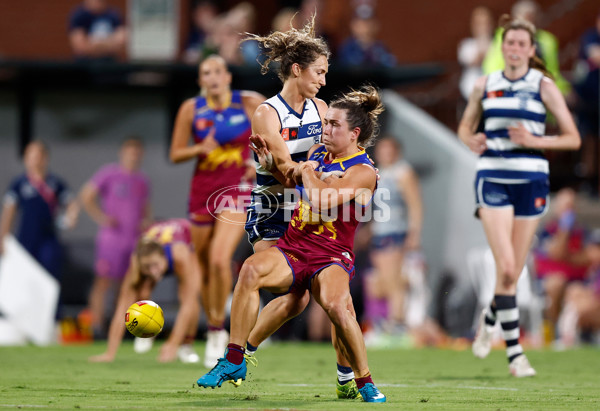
0,235,59,346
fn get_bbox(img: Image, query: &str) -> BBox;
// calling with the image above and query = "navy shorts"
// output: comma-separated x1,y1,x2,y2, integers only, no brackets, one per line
371,233,407,250
245,205,289,245
475,175,549,218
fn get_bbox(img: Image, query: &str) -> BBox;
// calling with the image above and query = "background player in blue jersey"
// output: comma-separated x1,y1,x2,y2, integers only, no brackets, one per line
170,55,264,368
0,141,79,294
241,16,361,399
458,15,580,377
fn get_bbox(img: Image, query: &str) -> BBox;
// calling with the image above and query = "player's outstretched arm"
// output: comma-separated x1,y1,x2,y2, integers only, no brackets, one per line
89,256,140,362
158,244,201,362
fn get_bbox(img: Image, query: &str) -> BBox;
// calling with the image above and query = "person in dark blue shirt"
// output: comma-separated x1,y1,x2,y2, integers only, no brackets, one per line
68,0,127,60
0,141,79,281
182,0,218,64
337,11,397,68
572,12,600,193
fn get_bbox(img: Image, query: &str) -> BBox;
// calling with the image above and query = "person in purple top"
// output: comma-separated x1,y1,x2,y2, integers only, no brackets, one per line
68,0,127,61
80,137,151,337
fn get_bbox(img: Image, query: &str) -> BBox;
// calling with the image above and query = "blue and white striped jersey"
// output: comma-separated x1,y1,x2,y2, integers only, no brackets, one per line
252,94,322,210
479,68,548,181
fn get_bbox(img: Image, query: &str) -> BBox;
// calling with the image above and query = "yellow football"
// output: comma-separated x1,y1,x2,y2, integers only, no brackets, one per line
125,300,164,338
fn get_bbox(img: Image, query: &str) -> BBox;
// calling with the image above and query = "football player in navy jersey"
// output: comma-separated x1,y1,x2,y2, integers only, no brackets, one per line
458,15,580,377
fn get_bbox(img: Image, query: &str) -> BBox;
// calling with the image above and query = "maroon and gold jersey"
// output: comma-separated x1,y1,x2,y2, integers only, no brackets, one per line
142,219,192,247
275,145,375,292
188,90,252,225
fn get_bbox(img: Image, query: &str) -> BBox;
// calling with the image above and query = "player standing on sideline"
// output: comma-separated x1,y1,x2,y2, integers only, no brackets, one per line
240,15,361,399
80,137,151,339
89,219,201,363
458,15,580,377
169,55,264,368
197,85,387,403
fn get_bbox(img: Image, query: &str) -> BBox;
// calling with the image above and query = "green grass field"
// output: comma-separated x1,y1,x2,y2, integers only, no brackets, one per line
1,341,599,410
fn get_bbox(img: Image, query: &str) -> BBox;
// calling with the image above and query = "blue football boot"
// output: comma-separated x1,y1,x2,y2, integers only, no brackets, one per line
358,382,386,402
197,355,247,388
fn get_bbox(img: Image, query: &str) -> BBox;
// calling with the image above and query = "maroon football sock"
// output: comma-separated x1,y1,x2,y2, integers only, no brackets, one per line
208,323,224,332
225,343,245,365
355,374,373,389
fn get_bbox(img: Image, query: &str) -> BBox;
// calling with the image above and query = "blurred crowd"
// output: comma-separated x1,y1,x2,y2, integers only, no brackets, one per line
67,0,397,69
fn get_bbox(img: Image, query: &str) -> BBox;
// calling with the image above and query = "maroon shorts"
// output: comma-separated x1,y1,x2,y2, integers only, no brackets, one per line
274,243,355,295
188,175,251,226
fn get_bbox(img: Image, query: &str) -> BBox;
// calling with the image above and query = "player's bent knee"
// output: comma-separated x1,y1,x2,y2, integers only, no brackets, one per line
237,259,265,290
319,299,348,326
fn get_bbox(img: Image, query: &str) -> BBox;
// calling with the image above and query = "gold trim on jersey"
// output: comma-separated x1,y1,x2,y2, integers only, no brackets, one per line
206,91,232,110
323,147,366,171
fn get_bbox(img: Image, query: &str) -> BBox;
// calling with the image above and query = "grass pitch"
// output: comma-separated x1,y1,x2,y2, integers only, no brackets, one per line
0,341,599,410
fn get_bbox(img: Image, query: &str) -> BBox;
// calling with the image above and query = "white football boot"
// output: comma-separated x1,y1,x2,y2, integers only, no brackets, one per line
133,336,154,354
509,354,536,377
204,329,229,368
472,309,493,359
177,344,201,364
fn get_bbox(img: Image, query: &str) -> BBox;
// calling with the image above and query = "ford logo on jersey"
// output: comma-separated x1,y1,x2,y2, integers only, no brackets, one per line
306,124,322,136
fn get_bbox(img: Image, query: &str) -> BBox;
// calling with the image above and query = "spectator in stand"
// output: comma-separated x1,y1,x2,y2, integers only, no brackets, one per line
182,0,219,65
482,0,571,95
80,137,152,338
337,8,396,68
572,12,600,193
458,6,494,100
533,188,589,343
271,7,298,33
68,0,127,61
557,228,600,347
199,2,260,66
0,141,80,315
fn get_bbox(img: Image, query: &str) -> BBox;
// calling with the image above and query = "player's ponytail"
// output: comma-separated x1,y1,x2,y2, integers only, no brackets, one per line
330,84,384,148
244,13,330,82
499,14,553,79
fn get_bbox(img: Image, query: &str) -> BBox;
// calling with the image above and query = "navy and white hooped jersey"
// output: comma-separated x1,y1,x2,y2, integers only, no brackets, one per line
479,68,548,181
252,94,322,210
